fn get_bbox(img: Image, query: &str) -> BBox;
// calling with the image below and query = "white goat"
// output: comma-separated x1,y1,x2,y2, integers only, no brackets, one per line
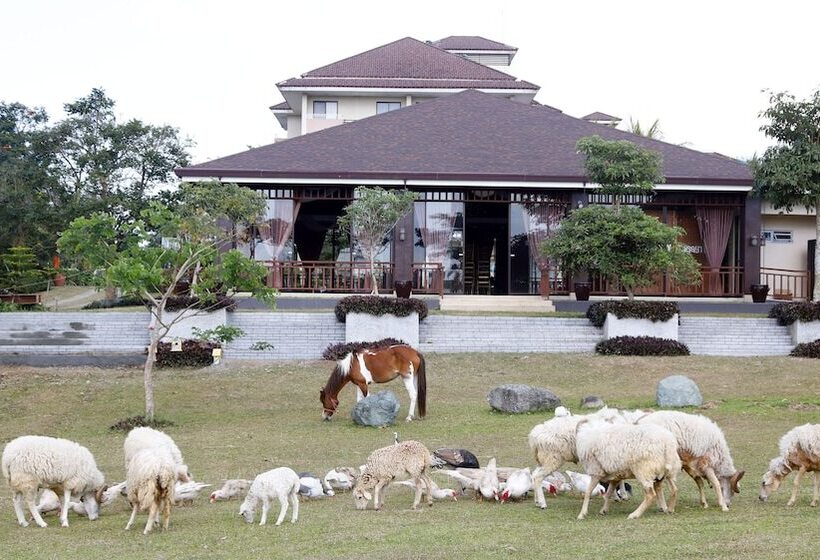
575,421,681,520
636,410,744,510
352,441,434,510
2,435,106,528
759,423,820,507
239,467,300,526
124,427,191,483
125,448,177,535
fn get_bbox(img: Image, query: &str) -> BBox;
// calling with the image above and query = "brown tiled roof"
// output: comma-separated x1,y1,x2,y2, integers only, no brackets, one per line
431,36,517,52
278,37,536,90
582,111,621,121
270,101,291,111
178,90,751,185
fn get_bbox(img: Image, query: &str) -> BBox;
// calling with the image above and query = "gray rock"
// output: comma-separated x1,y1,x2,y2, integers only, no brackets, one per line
487,384,561,414
351,391,400,426
656,375,703,407
580,395,605,409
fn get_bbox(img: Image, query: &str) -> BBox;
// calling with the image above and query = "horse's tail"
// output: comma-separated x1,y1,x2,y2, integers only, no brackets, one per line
416,351,427,418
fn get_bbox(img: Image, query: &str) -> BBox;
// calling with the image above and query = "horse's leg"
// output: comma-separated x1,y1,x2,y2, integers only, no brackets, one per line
401,373,418,422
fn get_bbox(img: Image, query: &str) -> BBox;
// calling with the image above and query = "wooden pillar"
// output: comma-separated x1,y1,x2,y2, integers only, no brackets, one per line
392,210,414,283
743,197,762,293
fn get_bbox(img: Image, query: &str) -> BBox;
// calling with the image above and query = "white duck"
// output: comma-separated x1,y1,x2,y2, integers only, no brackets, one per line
566,470,606,497
499,467,533,502
541,471,572,496
174,481,212,505
299,473,335,498
393,479,458,501
554,406,572,417
36,489,63,515
323,468,354,491
209,479,253,502
478,458,500,501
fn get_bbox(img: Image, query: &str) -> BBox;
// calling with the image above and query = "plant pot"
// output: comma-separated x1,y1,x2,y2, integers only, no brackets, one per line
53,274,66,287
750,284,769,303
394,280,413,299
574,282,591,301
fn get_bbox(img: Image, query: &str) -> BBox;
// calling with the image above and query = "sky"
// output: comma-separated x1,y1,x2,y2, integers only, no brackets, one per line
4,0,819,165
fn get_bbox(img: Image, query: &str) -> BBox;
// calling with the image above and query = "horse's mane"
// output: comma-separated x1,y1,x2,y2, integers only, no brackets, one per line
321,338,407,361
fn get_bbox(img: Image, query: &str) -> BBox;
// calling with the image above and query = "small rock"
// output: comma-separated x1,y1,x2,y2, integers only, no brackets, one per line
487,384,561,414
656,375,703,407
351,391,400,426
580,396,605,409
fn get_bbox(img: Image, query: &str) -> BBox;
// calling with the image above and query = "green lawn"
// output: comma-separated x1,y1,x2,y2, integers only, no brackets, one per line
0,354,818,560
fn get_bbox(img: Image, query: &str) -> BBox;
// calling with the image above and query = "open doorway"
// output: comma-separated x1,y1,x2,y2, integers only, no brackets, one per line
464,202,508,294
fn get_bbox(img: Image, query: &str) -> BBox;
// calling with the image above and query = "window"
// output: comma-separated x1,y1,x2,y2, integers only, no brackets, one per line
313,101,337,119
763,230,793,243
376,101,401,114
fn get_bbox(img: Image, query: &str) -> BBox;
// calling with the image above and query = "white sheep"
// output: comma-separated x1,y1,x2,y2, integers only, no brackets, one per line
124,427,191,483
528,407,622,508
124,448,177,535
759,423,820,507
239,467,300,526
352,440,434,510
636,410,744,510
209,479,253,503
2,435,106,528
575,421,681,520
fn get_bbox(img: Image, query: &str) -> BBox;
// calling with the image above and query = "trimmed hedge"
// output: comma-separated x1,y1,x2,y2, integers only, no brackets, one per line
768,302,820,326
155,339,219,368
595,336,690,356
790,339,820,358
164,294,236,312
109,415,174,432
586,300,680,328
84,295,148,309
334,295,428,323
322,338,407,361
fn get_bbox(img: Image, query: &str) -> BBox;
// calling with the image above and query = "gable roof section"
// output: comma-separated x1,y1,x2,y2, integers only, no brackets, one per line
431,36,517,52
277,37,536,90
178,90,751,186
581,111,621,121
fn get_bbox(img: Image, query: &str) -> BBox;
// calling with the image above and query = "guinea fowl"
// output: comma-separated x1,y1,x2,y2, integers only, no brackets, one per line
393,479,458,501
431,448,480,469
209,479,253,502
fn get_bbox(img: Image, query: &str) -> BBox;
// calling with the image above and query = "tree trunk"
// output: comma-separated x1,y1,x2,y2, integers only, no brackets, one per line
626,287,635,300
367,246,379,296
144,330,158,421
814,200,820,301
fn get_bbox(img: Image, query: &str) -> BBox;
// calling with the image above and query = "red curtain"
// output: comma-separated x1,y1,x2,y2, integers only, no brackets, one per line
696,207,734,294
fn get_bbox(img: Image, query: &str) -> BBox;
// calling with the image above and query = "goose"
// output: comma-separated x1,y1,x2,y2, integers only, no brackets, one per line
174,481,212,505
298,472,335,498
393,479,458,501
209,479,253,502
323,468,354,491
499,468,533,502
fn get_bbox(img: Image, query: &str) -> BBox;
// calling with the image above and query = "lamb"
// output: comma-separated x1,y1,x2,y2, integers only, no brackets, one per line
209,479,253,502
352,440,434,510
124,448,177,535
2,435,106,528
575,421,681,520
124,427,191,483
636,410,744,511
759,423,820,507
239,467,300,526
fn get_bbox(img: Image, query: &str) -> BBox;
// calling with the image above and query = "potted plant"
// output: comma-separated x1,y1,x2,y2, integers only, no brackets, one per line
573,281,591,301
750,283,769,303
394,280,413,299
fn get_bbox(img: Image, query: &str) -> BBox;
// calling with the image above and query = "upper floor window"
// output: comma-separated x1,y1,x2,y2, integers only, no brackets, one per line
313,101,338,119
763,230,793,243
377,101,401,114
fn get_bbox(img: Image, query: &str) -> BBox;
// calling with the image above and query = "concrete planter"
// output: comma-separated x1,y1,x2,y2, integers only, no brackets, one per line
789,320,820,344
345,312,419,348
603,312,678,341
162,308,228,340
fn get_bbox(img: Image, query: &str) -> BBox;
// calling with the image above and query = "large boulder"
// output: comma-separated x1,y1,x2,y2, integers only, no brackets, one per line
351,391,400,427
656,375,703,407
487,384,561,414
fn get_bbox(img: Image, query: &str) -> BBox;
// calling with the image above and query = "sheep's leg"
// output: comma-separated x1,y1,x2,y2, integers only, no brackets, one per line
402,373,417,422
786,466,807,507
12,493,29,527
274,494,289,526
59,488,71,528
692,476,708,508
599,481,615,515
125,504,138,530
704,467,728,511
259,497,270,525
24,491,47,528
666,477,678,514
419,473,434,507
810,472,818,507
373,480,389,510
143,502,158,535
627,481,656,520
577,475,600,520
532,466,548,509
289,489,300,523
654,480,668,513
162,497,171,530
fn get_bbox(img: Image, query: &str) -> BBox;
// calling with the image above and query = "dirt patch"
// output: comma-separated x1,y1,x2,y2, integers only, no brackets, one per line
788,402,820,412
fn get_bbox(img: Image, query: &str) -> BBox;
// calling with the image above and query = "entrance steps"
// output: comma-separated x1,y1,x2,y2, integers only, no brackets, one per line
679,317,794,356
439,295,555,313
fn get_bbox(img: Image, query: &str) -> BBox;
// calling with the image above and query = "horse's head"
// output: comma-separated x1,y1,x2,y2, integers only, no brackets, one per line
319,388,339,421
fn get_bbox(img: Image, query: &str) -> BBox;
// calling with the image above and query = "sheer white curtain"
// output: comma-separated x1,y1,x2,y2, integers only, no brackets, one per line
414,202,459,264
521,203,563,272
256,199,301,261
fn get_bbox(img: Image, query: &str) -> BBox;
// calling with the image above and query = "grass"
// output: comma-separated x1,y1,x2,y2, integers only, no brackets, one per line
0,354,818,560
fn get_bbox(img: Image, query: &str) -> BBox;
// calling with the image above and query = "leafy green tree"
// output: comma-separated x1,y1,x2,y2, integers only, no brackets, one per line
751,89,820,300
0,246,49,294
58,181,275,420
628,118,663,140
338,186,417,295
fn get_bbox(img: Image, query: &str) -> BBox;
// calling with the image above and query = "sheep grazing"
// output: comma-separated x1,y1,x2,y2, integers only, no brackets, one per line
352,440,434,511
2,435,106,528
239,467,300,526
637,410,744,511
125,448,177,535
575,421,681,520
124,427,191,483
759,423,820,507
209,479,253,503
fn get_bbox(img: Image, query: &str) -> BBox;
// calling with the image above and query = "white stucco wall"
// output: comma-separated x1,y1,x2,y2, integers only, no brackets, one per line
602,313,679,341
789,320,820,344
345,312,419,348
760,214,816,272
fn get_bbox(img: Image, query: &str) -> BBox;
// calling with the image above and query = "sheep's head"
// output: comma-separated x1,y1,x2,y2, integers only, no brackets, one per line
720,470,745,505
320,389,339,421
176,465,192,483
81,489,102,521
759,458,790,501
238,495,256,523
352,473,375,510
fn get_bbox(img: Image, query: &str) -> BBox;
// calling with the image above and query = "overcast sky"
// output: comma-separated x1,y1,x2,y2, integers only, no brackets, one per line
5,0,818,165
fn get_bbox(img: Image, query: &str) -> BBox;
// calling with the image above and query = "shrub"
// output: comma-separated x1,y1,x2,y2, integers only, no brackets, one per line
0,246,49,293
322,338,407,361
191,325,245,344
334,295,428,322
109,415,174,432
768,302,820,326
155,339,218,368
83,295,148,309
586,300,680,327
595,336,690,356
790,339,820,358
164,294,237,312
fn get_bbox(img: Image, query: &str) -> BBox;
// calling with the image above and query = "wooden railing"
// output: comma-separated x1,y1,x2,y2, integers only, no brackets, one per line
589,266,744,297
265,261,444,296
760,267,810,301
